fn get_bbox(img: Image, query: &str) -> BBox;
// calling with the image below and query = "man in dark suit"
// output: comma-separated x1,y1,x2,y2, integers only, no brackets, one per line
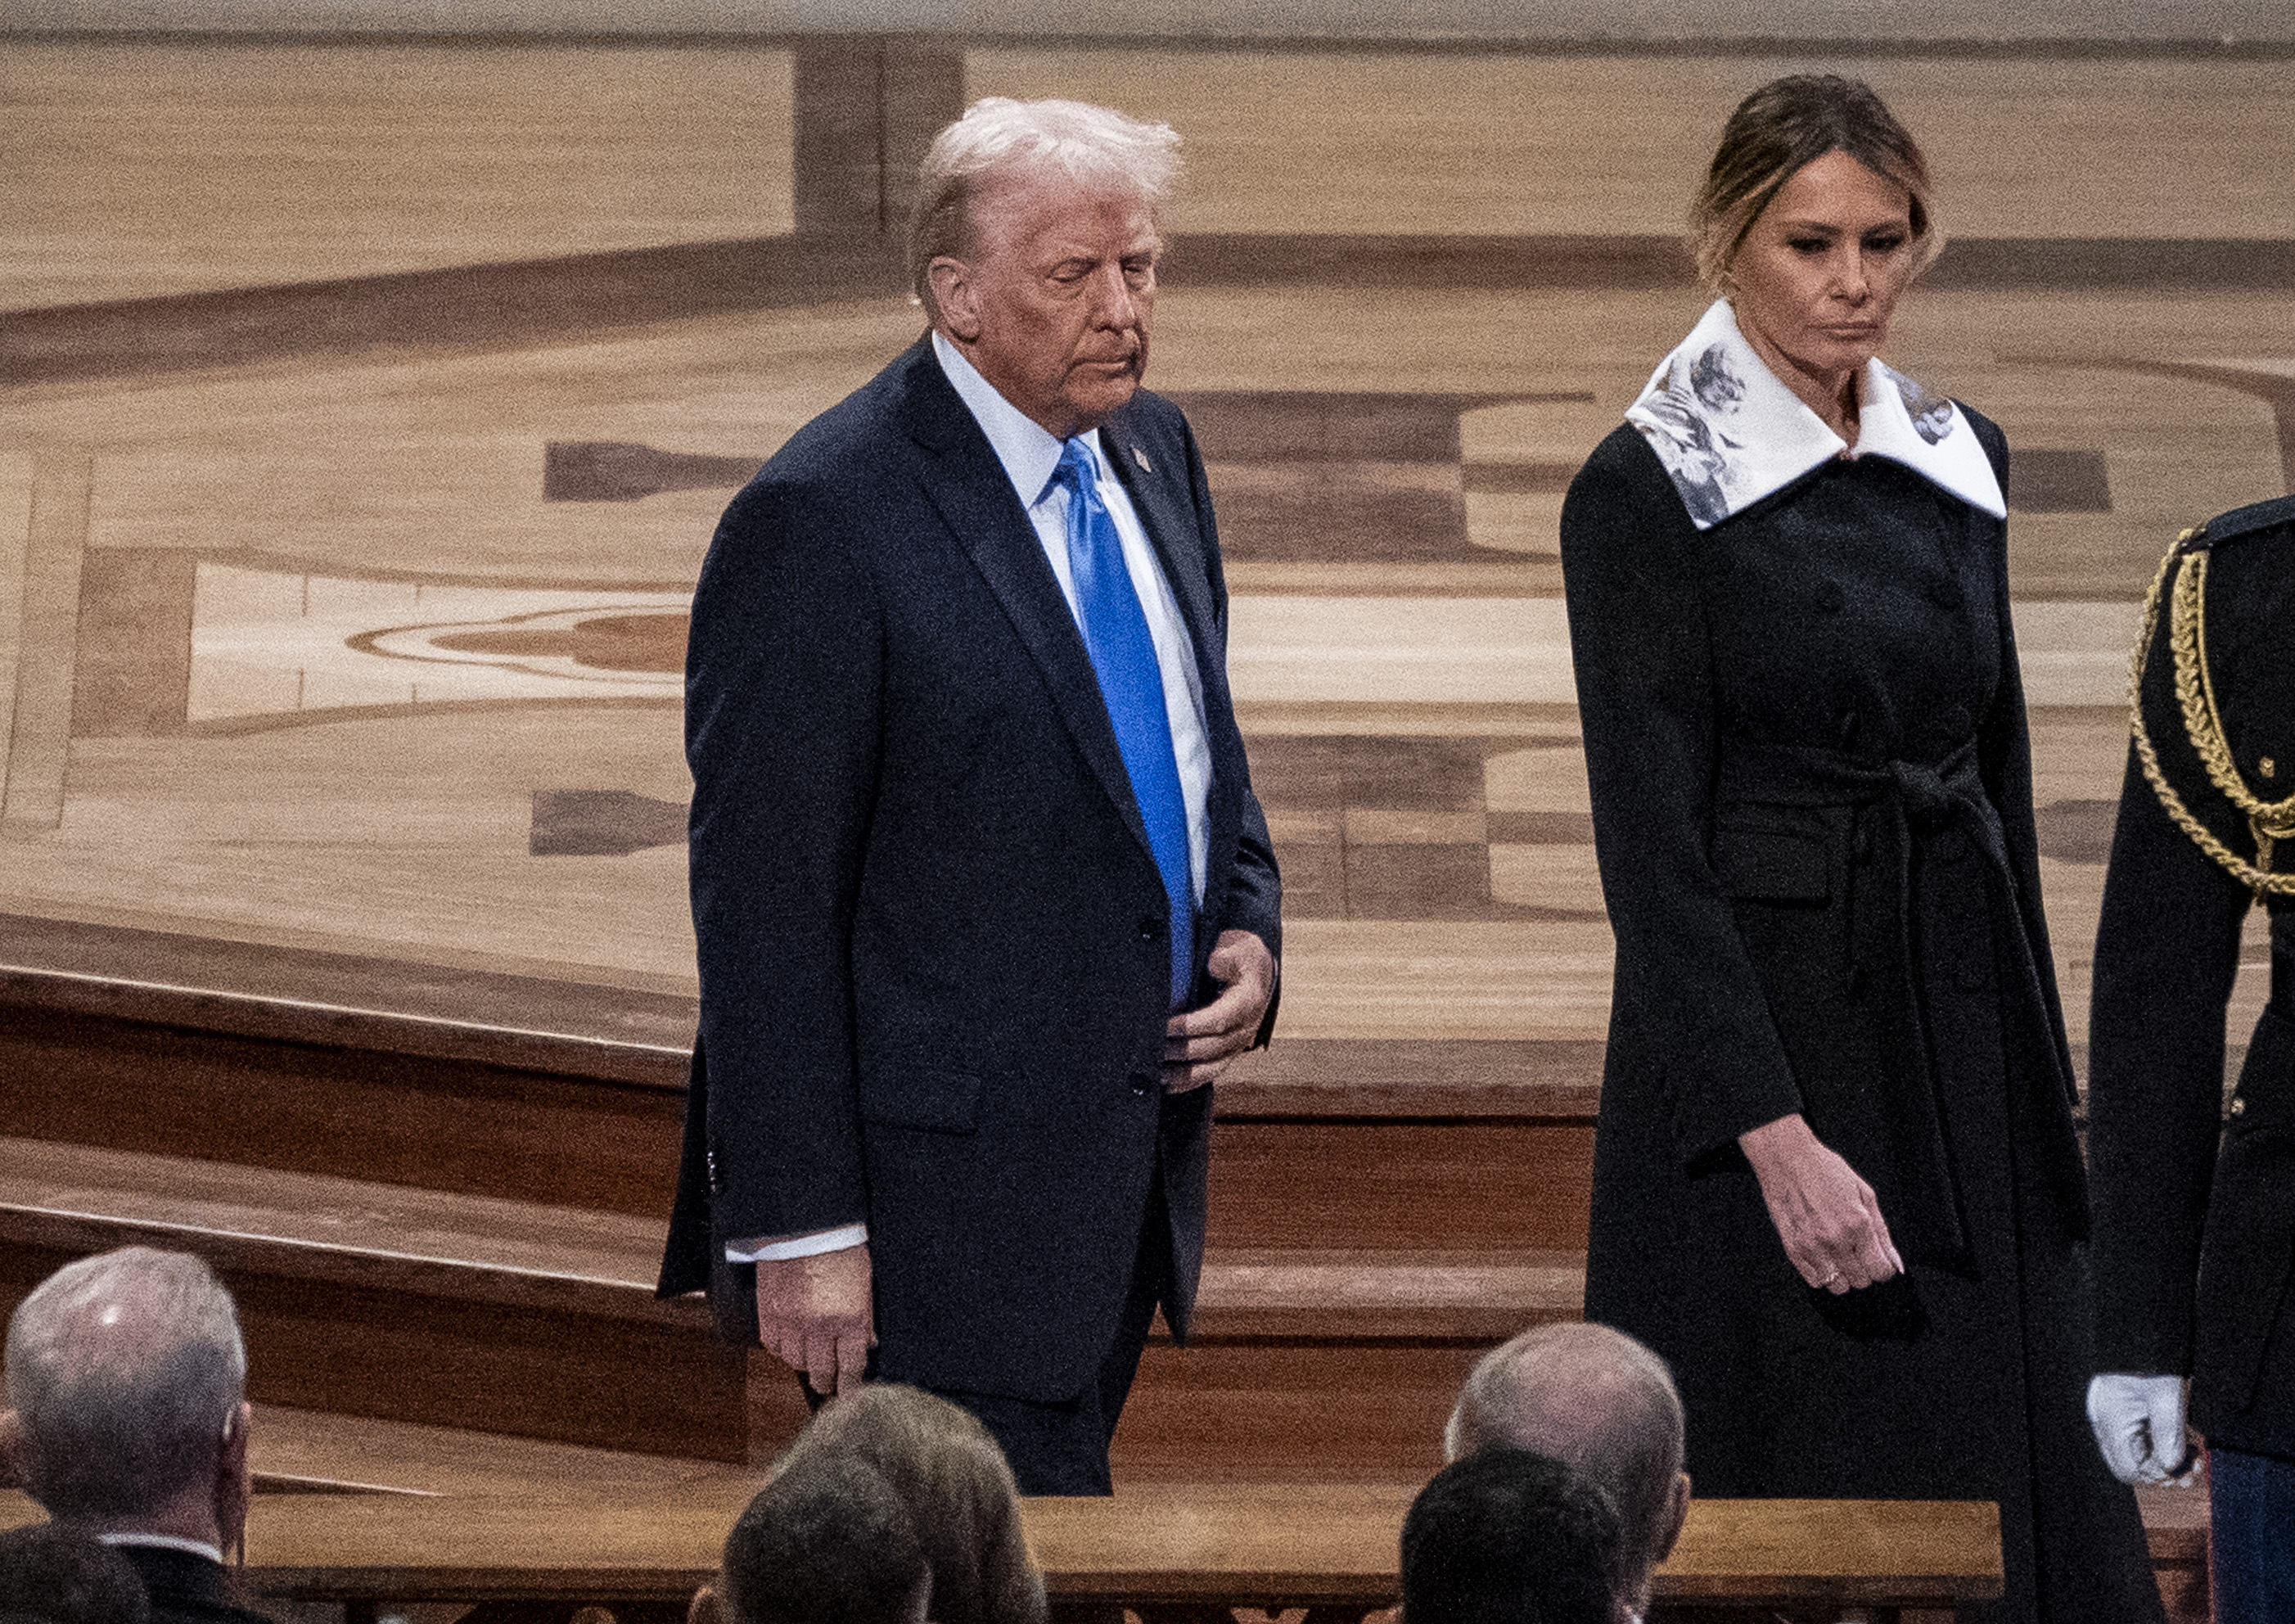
0,1525,152,1624
658,96,1281,1494
2087,494,2295,1621
3,1248,272,1624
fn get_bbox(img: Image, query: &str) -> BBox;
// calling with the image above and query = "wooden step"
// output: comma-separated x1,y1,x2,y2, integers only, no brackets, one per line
0,1137,1584,1475
0,913,1599,1254
243,1404,762,1500
0,1136,753,1463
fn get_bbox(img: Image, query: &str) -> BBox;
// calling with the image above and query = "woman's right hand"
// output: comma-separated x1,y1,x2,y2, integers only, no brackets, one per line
1738,1113,1905,1292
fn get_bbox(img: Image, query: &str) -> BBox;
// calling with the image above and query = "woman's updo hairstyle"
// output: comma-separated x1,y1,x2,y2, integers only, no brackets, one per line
1691,74,1941,292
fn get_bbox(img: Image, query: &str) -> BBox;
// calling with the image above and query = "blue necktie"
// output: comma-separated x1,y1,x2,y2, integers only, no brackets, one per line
1050,437,1194,1008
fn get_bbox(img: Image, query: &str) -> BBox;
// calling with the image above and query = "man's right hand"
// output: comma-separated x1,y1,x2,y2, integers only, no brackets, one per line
755,1244,875,1397
1739,1112,1904,1293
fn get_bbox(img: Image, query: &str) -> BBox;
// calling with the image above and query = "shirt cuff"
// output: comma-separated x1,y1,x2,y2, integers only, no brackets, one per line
726,1224,868,1264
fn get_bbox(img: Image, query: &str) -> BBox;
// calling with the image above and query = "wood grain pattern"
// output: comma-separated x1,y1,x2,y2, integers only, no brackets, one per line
1211,1121,1592,1252
0,1134,1585,1473
0,41,798,312
0,1001,688,1214
0,455,88,833
0,1234,748,1463
0,1485,2002,1611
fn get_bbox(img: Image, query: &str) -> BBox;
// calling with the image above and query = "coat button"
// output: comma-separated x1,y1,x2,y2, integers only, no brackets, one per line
1138,917,1163,941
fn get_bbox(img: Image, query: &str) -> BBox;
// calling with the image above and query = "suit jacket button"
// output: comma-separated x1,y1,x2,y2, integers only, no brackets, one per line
1138,917,1163,941
1129,1072,1156,1097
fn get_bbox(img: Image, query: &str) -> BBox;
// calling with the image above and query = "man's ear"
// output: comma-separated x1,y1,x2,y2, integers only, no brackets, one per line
928,257,982,344
1657,1469,1691,1563
0,1409,24,1491
216,1401,253,1555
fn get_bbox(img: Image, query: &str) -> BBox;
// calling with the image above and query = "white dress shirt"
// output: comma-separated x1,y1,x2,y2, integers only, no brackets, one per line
100,1532,228,1565
728,333,1215,1265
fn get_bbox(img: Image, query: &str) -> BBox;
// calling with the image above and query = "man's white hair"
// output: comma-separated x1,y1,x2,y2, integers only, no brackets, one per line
5,1247,246,1524
909,97,1183,314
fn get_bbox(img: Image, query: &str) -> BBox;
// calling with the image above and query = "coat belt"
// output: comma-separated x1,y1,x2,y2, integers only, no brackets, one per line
1716,738,2090,1265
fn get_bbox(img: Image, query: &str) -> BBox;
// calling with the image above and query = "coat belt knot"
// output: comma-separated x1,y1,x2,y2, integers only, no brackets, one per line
1716,734,2087,1265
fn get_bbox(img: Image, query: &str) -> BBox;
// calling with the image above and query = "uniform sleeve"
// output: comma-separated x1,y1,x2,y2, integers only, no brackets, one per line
2088,633,2252,1375
1560,429,1804,1163
684,472,883,1246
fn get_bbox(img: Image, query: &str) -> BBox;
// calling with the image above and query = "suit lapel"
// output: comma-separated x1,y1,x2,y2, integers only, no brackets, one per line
894,345,1159,868
1101,412,1224,696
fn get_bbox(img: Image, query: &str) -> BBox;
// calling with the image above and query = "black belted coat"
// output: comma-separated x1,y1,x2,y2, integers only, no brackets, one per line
1562,417,2162,1624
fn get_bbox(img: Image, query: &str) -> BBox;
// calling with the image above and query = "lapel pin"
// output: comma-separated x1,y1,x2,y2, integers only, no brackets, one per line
1132,446,1152,473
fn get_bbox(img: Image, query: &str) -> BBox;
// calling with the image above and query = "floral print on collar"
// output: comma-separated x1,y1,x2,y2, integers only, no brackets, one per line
1623,299,2008,530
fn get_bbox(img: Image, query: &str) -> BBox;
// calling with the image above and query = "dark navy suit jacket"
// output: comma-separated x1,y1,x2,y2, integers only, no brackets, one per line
658,337,1281,1403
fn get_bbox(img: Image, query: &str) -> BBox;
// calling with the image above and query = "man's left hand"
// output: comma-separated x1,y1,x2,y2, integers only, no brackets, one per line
1163,929,1275,1093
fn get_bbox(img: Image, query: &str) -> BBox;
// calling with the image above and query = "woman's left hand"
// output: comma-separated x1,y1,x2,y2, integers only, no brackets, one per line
1739,1112,1906,1292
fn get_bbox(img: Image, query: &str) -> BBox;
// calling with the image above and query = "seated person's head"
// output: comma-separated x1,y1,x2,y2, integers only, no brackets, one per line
1445,1324,1688,1610
716,1452,929,1624
780,1384,1044,1624
1400,1448,1624,1624
0,1524,151,1624
3,1249,250,1548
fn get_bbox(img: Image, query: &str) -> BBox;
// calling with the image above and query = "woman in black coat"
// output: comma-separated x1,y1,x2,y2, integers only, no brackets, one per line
1558,76,2162,1622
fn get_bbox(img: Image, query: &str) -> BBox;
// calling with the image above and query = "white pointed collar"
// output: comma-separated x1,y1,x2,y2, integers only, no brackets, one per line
1623,299,2005,530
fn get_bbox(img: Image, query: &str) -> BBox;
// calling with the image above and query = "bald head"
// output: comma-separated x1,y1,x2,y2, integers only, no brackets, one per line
1445,1324,1687,1601
4,1248,246,1524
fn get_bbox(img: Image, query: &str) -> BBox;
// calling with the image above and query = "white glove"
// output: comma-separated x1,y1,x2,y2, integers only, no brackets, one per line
2086,1374,2197,1485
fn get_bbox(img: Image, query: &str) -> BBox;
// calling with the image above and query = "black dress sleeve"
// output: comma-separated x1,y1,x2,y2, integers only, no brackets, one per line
1561,426,1806,1164
1965,412,2081,1112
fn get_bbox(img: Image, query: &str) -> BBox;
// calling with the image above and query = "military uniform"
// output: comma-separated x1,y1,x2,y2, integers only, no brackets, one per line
2090,493,2295,1621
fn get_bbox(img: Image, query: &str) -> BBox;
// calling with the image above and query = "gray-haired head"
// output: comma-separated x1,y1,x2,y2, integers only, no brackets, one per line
909,97,1182,318
4,1248,246,1525
1445,1323,1686,1603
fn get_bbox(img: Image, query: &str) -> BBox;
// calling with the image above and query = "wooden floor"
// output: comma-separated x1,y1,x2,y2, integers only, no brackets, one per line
0,59,2285,1370
9,43,2295,314
0,47,2275,1608
0,278,2284,1046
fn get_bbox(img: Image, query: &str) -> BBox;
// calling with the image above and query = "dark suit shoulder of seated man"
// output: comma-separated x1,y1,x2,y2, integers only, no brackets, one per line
658,92,1281,1495
0,1523,152,1624
3,1248,272,1624
1402,1448,1630,1624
